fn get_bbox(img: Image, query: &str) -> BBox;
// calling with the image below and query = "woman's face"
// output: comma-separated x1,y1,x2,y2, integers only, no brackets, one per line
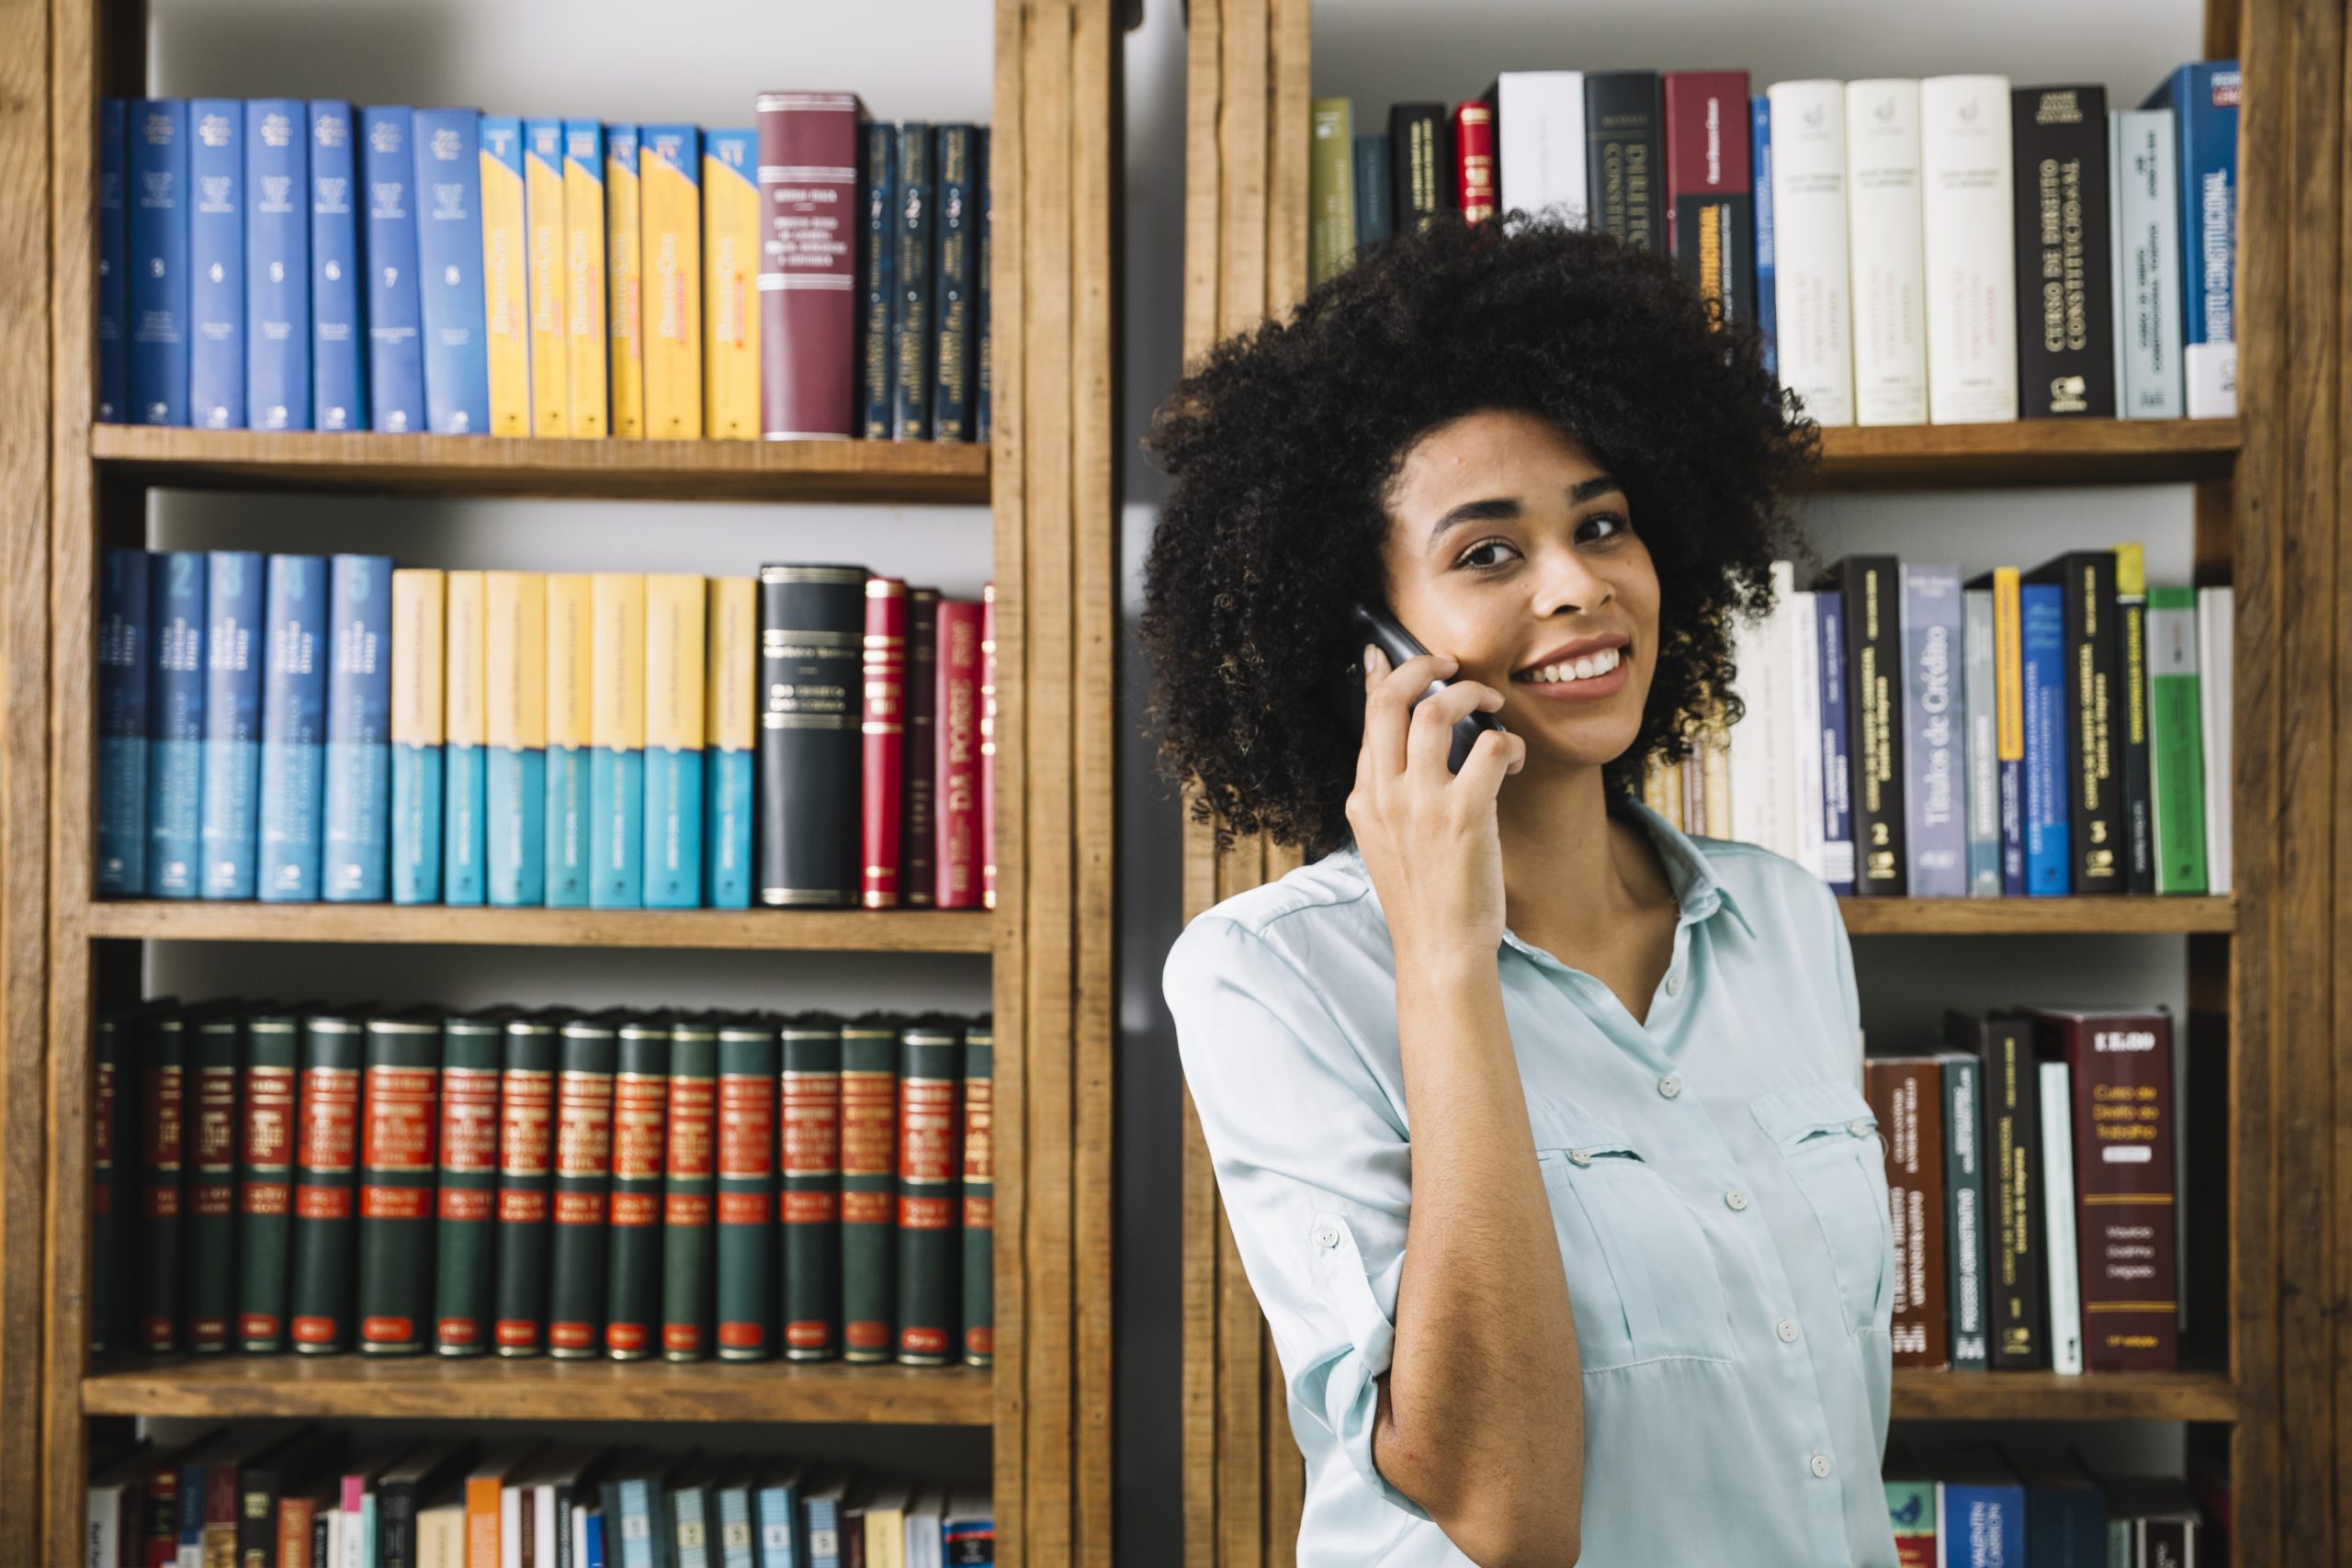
1379,408,1660,774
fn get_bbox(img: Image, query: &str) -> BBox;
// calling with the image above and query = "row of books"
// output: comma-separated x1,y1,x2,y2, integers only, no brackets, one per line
88,1430,990,1568
99,98,989,443
1684,551,2233,898
1867,1008,2187,1375
95,552,996,910
1313,60,2241,423
1882,1444,2221,1568
94,1003,993,1368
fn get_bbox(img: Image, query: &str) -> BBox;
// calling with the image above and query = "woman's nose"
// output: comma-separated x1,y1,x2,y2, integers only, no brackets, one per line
1530,545,1611,618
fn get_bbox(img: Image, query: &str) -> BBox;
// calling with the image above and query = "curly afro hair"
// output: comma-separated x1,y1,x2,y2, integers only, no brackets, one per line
1140,212,1817,857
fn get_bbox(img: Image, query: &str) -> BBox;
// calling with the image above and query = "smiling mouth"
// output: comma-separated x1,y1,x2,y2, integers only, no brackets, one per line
1510,645,1628,686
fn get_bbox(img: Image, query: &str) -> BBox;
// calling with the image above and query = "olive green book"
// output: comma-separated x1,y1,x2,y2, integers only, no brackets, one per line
661,1016,719,1360
781,1012,842,1361
492,1012,563,1356
184,1009,243,1352
287,1010,365,1353
839,1012,900,1363
894,1016,961,1366
356,1011,443,1354
137,1008,189,1352
546,1012,621,1358
716,1017,779,1360
2146,586,2211,894
604,1017,671,1359
432,1010,508,1355
961,1017,994,1369
1308,98,1357,288
236,1007,302,1351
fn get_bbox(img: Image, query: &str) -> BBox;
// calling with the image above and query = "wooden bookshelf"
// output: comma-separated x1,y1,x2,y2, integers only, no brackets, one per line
1810,417,2241,490
85,900,999,953
1837,896,2237,936
1889,1369,2239,1425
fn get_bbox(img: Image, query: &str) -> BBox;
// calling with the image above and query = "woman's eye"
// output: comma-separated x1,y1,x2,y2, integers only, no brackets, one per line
1454,537,1521,570
1577,511,1630,544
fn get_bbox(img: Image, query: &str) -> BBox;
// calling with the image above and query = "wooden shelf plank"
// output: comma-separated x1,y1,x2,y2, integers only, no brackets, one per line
1812,418,2240,490
1892,1369,2237,1424
85,899,997,953
89,424,991,505
83,1355,992,1426
1838,897,2236,936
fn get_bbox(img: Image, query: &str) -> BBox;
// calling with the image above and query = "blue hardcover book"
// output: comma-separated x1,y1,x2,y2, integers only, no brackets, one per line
257,555,328,900
891,121,934,439
1815,590,1855,895
857,121,896,439
974,129,991,444
715,1480,757,1568
97,99,129,421
1900,563,1967,897
413,107,491,434
484,571,545,907
488,749,545,906
175,1458,206,1564
96,547,150,894
643,753,702,908
390,569,443,906
243,99,311,430
931,124,979,440
310,101,367,431
145,551,207,898
1933,1450,2028,1568
752,1465,804,1568
706,750,752,910
619,1477,659,1568
801,1478,844,1568
673,1482,712,1568
128,99,190,426
584,1510,606,1568
187,100,245,430
442,571,486,906
2012,1445,2108,1568
1962,587,2003,896
590,748,644,908
2020,582,2072,897
198,551,265,898
360,107,426,433
2143,62,2240,419
1752,94,1776,380
322,554,394,902
1353,132,1394,248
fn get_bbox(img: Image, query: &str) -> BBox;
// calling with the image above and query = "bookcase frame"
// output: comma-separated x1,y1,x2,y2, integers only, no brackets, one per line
1,1,1123,1562
1172,0,2348,1562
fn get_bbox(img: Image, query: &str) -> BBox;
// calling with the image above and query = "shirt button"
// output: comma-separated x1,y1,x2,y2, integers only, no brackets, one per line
1810,1451,1833,1480
1658,1073,1682,1100
1849,1118,1871,1138
1313,1223,1340,1250
1776,1317,1800,1344
1724,1189,1750,1212
1568,1149,1593,1168
1664,972,1683,997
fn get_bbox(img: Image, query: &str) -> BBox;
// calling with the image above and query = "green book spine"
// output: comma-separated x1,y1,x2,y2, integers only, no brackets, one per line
356,1015,443,1354
432,1013,505,1355
184,1012,242,1352
716,1020,778,1360
136,1010,188,1352
492,1015,561,1356
236,1010,300,1351
661,1019,719,1360
546,1016,618,1358
780,1016,842,1361
1942,1052,1989,1371
1307,98,1356,288
961,1019,993,1368
288,1012,364,1353
605,1020,670,1359
839,1015,899,1363
91,1010,138,1355
895,1018,960,1365
2146,587,2210,894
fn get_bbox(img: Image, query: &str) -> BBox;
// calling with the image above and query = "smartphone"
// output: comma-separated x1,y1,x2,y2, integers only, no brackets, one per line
1348,602,1507,774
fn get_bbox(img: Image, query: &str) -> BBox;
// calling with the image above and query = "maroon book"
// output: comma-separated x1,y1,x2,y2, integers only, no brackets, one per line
2023,1007,2180,1371
1661,71,1756,325
1865,1051,1949,1370
861,578,907,907
1453,101,1497,222
979,582,999,911
755,92,863,439
934,599,984,908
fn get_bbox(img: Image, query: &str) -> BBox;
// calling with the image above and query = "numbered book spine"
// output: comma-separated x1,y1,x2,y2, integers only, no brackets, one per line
644,574,707,908
961,1021,993,1367
605,124,644,437
2145,586,2209,893
781,1017,842,1360
98,98,128,421
704,577,756,909
1843,80,1927,426
1813,589,1855,894
186,1011,243,1351
2113,108,2184,418
257,554,328,901
444,570,489,905
479,116,531,435
934,599,984,908
188,100,245,430
590,573,647,908
147,551,207,899
1829,557,1905,894
547,1016,618,1358
236,1011,300,1350
390,567,446,906
2114,545,2155,894
1765,81,1851,426
889,123,936,440
137,1010,187,1349
716,1020,779,1359
360,106,425,433
309,101,367,430
2030,551,2124,892
1920,75,2018,423
356,1016,440,1354
982,583,1000,908
860,579,907,907
840,1016,899,1363
931,125,978,439
288,1012,363,1352
641,125,703,438
2012,86,2115,418
662,1019,719,1359
1865,1053,1949,1368
486,570,549,906
756,566,866,906
1661,71,1752,326
199,551,265,898
1962,588,2003,896
92,1010,135,1351
563,120,609,436
2148,62,2238,418
524,118,570,436
323,554,394,902
2020,581,2073,895
701,129,760,439
411,107,490,434
1899,563,1966,897
896,1019,960,1365
1941,1051,1989,1369
900,588,939,907
129,99,191,425
492,1015,560,1354
857,122,897,440
605,1020,670,1359
1582,73,1662,250
432,1013,503,1355
545,573,594,906
97,548,150,895
254,115,326,431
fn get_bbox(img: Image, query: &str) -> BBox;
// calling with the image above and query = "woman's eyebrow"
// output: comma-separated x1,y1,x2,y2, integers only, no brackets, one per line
1569,475,1623,504
1425,496,1521,548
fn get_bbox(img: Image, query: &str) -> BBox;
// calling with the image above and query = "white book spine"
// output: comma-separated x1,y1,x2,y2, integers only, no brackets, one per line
2197,587,2233,893
503,1485,523,1568
1919,75,2018,423
322,1510,342,1568
2039,1059,2085,1374
1728,608,1769,848
1766,562,1802,861
1844,81,1928,425
1767,81,1854,426
1789,589,1826,876
87,1483,122,1568
2115,108,2185,418
1496,73,1588,226
536,1487,560,1568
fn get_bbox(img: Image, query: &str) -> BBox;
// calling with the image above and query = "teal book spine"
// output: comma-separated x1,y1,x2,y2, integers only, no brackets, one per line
546,745,590,906
147,550,208,899
706,749,752,909
444,742,487,903
488,748,547,905
198,549,265,899
390,744,443,904
322,554,393,902
590,749,644,908
643,749,703,908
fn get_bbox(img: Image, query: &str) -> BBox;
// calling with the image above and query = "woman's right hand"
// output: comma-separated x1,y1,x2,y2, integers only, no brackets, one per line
1345,644,1528,964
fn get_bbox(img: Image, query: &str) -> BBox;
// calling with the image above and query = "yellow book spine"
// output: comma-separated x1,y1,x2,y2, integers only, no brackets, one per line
1993,566,2024,761
480,119,532,436
645,575,707,752
525,126,570,436
640,130,702,438
546,574,595,750
592,573,647,750
444,571,488,749
705,576,755,753
390,570,446,749
700,135,761,439
564,130,609,438
485,571,548,750
606,134,645,438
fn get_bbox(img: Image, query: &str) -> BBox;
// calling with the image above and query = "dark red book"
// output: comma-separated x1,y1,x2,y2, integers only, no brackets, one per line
1661,71,1756,325
934,599,984,908
1865,1051,1950,1369
861,577,907,907
1453,101,1497,222
755,91,862,439
979,583,998,910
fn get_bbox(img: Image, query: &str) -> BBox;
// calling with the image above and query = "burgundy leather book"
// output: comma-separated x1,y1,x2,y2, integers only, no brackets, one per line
755,92,863,439
934,599,984,908
861,577,907,908
980,582,998,910
1453,101,1497,222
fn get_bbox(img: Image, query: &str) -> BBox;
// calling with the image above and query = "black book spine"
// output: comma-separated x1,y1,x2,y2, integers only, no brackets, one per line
895,1018,961,1365
492,1015,561,1356
930,125,978,441
433,1012,505,1356
858,120,896,441
1832,557,1908,895
756,566,868,907
900,588,940,907
890,123,934,440
1952,1010,2049,1370
781,1015,842,1361
2031,551,2126,892
2115,569,2156,894
1584,72,1665,251
547,1015,620,1359
1387,103,1453,231
604,1019,670,1359
288,1012,364,1353
356,1014,442,1355
92,1009,138,1354
2011,86,2117,418
237,1010,300,1352
136,1010,187,1352
184,1011,243,1352
661,1018,719,1360
840,1014,900,1363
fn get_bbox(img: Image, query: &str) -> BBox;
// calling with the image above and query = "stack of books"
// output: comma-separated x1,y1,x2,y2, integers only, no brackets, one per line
99,98,989,443
95,551,998,910
92,1003,994,1369
1881,1444,2222,1567
1309,60,2240,423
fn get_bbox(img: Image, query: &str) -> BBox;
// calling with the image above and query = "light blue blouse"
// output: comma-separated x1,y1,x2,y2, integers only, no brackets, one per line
1165,802,1898,1567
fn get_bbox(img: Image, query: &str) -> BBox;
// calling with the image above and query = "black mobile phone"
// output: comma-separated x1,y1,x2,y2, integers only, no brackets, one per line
1347,602,1507,774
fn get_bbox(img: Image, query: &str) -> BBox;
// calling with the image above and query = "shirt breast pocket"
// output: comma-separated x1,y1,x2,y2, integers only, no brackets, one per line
1536,1130,1737,1371
1750,1081,1893,1337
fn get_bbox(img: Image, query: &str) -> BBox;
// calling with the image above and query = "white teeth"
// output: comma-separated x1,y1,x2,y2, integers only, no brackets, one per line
1521,647,1622,684
1573,656,1596,679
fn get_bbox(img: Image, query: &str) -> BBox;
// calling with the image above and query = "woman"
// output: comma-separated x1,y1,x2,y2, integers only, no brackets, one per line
1146,216,1897,1568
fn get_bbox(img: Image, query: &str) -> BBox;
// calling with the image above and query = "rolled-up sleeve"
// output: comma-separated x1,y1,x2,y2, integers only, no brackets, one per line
1164,912,1428,1518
